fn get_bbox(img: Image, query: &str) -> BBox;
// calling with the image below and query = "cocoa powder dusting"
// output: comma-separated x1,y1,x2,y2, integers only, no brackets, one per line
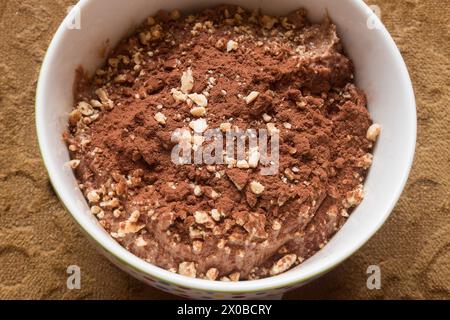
65,5,378,280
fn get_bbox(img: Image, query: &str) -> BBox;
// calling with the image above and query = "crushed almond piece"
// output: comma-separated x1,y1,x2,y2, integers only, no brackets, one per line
229,272,240,282
249,181,265,195
270,254,297,276
188,93,208,107
171,88,188,102
179,262,197,278
194,211,210,224
244,91,260,104
78,101,93,116
226,40,238,52
366,123,381,141
344,185,365,208
189,118,208,133
220,122,232,132
205,268,219,281
181,68,194,93
67,159,80,169
154,112,167,125
193,185,203,197
262,113,272,122
190,106,207,117
236,160,250,169
248,148,260,168
87,190,100,203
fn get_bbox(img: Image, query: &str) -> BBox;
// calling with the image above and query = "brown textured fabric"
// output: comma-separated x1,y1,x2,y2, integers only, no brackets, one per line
0,0,448,299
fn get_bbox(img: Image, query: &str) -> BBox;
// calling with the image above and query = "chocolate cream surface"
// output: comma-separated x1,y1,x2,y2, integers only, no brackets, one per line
65,6,380,281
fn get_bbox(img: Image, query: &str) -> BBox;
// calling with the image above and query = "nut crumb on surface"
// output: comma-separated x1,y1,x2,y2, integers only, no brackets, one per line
367,123,381,141
270,254,297,276
179,262,197,278
244,91,260,105
226,40,238,52
249,181,265,195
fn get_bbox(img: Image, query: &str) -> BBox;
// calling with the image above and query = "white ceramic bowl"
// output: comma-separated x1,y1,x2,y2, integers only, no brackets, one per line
36,0,416,299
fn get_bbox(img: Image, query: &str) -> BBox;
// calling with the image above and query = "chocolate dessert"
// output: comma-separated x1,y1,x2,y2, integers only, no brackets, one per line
64,6,381,281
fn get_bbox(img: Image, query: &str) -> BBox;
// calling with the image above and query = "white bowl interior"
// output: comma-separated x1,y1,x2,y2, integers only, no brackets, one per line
36,0,416,293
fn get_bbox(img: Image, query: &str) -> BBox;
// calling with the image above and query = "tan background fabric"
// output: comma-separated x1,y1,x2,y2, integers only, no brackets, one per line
0,0,448,300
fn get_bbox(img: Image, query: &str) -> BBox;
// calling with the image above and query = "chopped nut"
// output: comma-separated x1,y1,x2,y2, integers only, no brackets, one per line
100,198,120,209
179,262,197,278
90,205,102,215
194,211,211,224
248,148,260,168
272,220,282,231
236,160,250,169
229,272,240,282
68,145,77,152
189,118,208,133
366,123,381,141
154,112,167,125
220,122,232,132
135,237,147,247
244,91,260,104
215,38,226,50
210,209,222,222
147,16,156,26
266,123,280,136
108,58,119,68
193,185,203,197
69,109,82,126
249,180,265,195
129,210,141,223
357,153,374,169
210,189,220,199
270,254,297,276
188,93,208,107
181,68,194,93
170,9,181,20
78,101,93,116
226,40,238,52
87,190,100,203
205,268,219,281
262,113,272,122
67,159,80,169
113,209,123,218
283,123,292,129
114,74,127,83
90,99,103,109
192,240,203,254
284,168,296,181
344,185,365,208
171,88,188,102
260,15,278,29
190,106,207,117
95,88,114,110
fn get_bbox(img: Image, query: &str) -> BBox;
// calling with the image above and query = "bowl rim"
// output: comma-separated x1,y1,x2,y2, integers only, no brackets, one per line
35,0,417,294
